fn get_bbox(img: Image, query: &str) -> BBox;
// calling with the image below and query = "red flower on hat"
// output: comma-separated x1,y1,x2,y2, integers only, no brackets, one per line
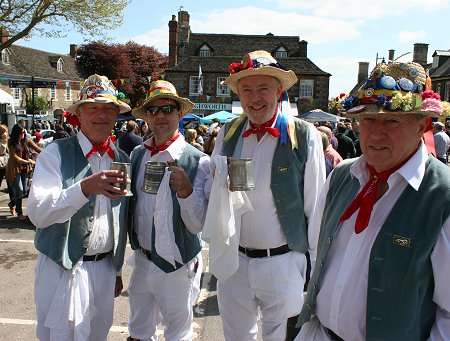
63,111,81,127
421,90,441,100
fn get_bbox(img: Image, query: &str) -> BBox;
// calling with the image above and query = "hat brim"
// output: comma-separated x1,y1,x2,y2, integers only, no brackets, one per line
223,67,298,94
66,97,131,114
345,104,441,117
132,94,195,120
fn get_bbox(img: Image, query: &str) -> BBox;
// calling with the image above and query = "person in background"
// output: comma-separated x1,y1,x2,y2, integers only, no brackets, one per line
138,120,152,140
53,123,70,140
204,50,326,340
196,124,208,146
185,128,203,151
116,120,143,156
28,74,131,340
126,79,211,341
317,125,343,168
295,61,450,341
0,124,9,187
319,131,333,177
432,121,449,164
6,124,38,221
335,122,356,159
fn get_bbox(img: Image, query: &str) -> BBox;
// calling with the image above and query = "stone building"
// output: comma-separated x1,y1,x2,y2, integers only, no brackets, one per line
0,28,83,127
164,10,331,117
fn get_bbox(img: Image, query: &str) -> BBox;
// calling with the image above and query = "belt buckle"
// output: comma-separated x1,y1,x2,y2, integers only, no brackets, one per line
244,247,254,257
93,253,102,261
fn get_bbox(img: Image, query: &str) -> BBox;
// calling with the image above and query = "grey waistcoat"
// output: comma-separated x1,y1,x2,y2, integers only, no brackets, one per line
34,135,130,271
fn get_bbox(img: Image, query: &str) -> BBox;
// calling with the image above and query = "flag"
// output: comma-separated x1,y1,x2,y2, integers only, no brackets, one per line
198,65,203,95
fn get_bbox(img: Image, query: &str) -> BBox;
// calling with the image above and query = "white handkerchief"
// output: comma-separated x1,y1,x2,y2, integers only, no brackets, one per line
203,155,253,281
154,169,183,266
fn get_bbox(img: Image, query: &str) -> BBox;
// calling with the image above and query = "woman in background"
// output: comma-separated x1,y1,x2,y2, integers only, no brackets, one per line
6,124,35,220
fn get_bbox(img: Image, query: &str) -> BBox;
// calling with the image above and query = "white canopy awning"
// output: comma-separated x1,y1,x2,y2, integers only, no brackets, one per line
232,101,298,116
0,88,14,105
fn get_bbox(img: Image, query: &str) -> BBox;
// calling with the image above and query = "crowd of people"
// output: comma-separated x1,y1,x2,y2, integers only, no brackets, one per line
1,49,448,341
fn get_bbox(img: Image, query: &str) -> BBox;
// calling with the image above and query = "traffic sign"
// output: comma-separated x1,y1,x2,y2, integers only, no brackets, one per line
9,80,56,88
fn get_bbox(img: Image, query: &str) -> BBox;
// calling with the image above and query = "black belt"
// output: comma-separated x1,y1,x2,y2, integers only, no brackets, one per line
325,328,344,341
238,244,290,258
140,247,152,260
83,252,110,262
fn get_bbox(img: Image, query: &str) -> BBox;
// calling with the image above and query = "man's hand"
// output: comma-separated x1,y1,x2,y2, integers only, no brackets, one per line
168,160,193,198
80,169,131,199
114,276,123,297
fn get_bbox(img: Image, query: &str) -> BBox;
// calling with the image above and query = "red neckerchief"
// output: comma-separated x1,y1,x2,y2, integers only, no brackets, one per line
144,133,180,156
86,137,114,159
339,147,418,234
242,111,280,138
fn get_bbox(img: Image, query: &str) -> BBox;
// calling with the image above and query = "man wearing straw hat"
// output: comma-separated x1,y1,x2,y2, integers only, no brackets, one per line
295,61,450,341
127,80,211,341
202,50,326,340
28,74,132,340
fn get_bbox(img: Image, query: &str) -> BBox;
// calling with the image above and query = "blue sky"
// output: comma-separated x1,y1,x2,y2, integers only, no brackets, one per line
17,0,449,99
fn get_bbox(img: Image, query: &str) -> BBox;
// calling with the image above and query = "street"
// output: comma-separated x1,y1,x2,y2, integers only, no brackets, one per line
0,192,228,341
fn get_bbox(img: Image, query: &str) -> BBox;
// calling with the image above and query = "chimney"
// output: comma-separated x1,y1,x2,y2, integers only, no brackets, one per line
69,44,77,58
358,62,369,83
0,27,9,43
388,49,395,62
178,10,191,44
413,43,429,66
168,15,179,67
299,40,308,58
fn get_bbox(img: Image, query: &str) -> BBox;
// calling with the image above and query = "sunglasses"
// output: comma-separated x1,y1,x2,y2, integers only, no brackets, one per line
145,105,178,116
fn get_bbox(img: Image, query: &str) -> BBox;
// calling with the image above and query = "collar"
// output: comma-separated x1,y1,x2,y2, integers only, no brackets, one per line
142,133,186,160
350,141,427,192
77,131,116,159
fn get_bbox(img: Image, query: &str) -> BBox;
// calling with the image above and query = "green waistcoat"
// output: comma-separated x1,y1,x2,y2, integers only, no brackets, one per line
34,135,130,271
221,116,311,252
128,143,204,273
298,156,450,341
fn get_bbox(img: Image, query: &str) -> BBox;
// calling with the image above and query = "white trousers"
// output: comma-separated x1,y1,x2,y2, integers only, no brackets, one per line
294,316,332,341
34,253,116,341
127,250,203,341
218,251,306,341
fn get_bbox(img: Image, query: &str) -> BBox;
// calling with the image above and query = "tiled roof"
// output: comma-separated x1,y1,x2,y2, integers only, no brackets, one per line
0,44,83,81
430,58,450,78
168,55,329,76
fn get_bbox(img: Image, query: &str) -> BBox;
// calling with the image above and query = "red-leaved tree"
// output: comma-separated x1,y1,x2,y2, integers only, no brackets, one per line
76,41,168,108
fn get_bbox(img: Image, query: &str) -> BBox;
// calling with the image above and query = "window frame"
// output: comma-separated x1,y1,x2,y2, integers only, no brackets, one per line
299,79,314,99
216,77,230,96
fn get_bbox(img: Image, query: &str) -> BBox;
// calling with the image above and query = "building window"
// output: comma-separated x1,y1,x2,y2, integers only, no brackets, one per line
299,79,314,98
66,86,72,101
199,45,211,57
13,88,21,100
50,87,56,100
275,47,287,59
33,88,39,97
189,76,202,95
436,83,441,96
217,77,230,96
444,82,450,102
57,59,64,72
1,49,10,64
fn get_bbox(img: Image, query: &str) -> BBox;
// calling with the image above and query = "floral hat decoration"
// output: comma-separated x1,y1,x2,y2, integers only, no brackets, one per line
222,50,298,94
342,61,444,116
132,80,194,120
66,74,131,115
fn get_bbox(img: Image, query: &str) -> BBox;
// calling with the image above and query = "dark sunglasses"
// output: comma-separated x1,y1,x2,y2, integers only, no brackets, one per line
145,104,178,116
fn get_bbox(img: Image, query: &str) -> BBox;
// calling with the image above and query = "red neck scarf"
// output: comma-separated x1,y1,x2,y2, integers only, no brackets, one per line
242,111,280,138
145,133,180,156
339,148,418,234
86,137,114,159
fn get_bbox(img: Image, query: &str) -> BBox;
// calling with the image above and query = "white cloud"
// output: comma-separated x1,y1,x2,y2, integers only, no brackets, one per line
397,30,427,43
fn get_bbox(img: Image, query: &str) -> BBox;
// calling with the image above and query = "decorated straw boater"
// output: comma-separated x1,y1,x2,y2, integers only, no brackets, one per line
222,50,300,149
222,50,298,94
66,74,131,114
132,80,194,120
342,61,445,116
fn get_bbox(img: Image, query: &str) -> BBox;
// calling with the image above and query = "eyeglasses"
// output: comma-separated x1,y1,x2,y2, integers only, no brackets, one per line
145,105,178,116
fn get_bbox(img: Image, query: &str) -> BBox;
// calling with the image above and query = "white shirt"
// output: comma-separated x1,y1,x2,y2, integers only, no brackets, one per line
212,119,326,262
28,132,115,255
134,135,211,252
314,143,450,341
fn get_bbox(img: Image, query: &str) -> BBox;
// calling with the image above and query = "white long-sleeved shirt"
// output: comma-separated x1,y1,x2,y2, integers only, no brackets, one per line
212,118,326,262
28,132,117,255
313,143,450,341
133,135,211,253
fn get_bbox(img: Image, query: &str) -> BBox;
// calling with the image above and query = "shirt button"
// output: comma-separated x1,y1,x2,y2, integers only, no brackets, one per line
89,216,94,222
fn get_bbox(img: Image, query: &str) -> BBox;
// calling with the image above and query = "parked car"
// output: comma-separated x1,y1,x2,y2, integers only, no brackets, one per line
39,129,55,147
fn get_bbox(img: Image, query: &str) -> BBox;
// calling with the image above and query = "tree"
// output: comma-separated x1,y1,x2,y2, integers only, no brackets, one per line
26,96,48,113
0,0,130,50
76,41,168,107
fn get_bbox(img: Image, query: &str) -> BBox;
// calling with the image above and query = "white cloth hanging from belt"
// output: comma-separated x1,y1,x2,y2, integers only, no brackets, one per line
202,155,253,281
